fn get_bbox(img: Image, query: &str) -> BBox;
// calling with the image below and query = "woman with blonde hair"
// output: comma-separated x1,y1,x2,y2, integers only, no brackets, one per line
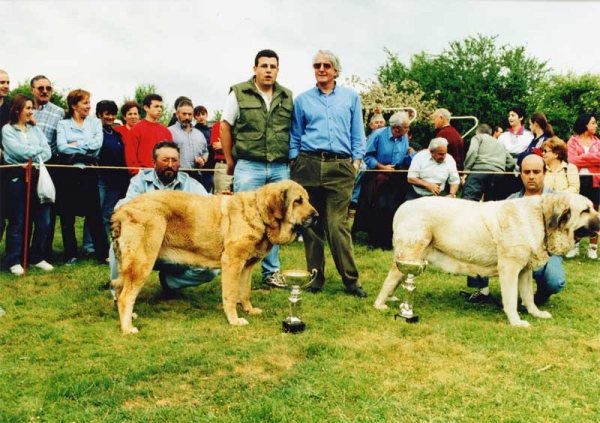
542,136,579,194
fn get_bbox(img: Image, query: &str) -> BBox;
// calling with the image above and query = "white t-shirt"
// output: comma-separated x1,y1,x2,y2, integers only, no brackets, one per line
221,83,272,126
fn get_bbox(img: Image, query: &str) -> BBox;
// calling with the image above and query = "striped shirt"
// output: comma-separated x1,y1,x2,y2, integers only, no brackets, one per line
33,102,65,155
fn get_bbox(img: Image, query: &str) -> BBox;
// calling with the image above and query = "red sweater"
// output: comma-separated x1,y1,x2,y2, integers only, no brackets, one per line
210,121,225,160
126,119,173,175
567,135,600,188
437,125,465,171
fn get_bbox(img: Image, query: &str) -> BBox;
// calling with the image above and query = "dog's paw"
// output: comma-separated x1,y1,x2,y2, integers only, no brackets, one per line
374,303,389,310
122,326,139,334
533,310,552,319
247,307,262,315
231,317,249,325
511,319,531,328
387,296,400,302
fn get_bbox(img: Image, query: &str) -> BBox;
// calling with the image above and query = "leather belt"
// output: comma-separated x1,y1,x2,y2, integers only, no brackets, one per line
303,150,350,160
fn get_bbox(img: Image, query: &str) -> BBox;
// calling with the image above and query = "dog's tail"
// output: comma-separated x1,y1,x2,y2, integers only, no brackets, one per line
110,219,123,290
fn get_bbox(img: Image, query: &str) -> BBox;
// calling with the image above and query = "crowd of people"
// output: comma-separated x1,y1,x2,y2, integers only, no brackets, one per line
0,49,598,306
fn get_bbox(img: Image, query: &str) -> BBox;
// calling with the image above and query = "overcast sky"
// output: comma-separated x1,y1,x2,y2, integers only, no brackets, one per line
2,0,599,118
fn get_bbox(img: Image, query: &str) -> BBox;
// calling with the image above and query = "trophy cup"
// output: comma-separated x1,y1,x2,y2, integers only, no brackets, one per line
281,269,317,334
394,260,428,323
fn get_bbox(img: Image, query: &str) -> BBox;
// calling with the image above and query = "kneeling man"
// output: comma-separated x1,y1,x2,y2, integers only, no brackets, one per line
467,154,566,305
109,141,219,300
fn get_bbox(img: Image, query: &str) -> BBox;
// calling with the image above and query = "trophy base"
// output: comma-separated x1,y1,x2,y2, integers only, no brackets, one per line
394,313,419,324
283,321,306,333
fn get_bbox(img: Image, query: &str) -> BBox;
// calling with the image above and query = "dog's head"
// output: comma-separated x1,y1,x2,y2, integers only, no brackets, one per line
257,180,318,244
543,193,600,255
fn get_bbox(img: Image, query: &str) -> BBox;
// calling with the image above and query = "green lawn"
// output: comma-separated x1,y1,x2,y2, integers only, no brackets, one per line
0,224,599,422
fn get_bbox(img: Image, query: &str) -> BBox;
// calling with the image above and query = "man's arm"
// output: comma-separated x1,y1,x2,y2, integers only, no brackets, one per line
289,97,304,163
407,176,442,195
349,93,366,169
220,121,235,175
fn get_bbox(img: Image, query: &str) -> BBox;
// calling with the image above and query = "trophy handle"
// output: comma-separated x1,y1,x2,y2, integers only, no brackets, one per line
309,269,318,285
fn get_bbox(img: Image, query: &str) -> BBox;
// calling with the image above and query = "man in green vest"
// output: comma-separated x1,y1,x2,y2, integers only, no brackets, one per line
220,49,294,289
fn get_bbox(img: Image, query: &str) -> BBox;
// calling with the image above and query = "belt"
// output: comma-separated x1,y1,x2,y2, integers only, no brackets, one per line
303,150,350,161
215,159,227,164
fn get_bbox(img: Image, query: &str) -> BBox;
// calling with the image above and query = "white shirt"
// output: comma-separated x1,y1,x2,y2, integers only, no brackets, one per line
407,150,460,196
221,83,272,126
499,128,534,157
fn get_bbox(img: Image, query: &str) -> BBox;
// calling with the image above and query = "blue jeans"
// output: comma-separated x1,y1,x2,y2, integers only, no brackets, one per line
83,178,124,252
233,159,290,280
6,175,51,267
468,256,565,297
109,244,219,290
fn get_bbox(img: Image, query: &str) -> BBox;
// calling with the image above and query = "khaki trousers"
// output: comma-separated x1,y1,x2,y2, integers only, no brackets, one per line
213,162,234,194
291,152,361,290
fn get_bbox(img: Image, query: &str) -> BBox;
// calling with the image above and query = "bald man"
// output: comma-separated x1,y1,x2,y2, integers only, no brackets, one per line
466,154,566,305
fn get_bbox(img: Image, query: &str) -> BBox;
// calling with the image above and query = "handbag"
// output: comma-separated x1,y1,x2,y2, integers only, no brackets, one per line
37,157,56,204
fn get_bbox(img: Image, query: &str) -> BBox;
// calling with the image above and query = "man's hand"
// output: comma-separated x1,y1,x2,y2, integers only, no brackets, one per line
195,157,205,168
226,161,235,176
407,146,415,155
213,139,222,151
426,182,441,195
352,159,361,172
461,174,468,186
377,164,395,171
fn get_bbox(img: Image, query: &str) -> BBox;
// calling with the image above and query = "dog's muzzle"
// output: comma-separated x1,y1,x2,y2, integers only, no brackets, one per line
574,216,600,239
300,212,319,229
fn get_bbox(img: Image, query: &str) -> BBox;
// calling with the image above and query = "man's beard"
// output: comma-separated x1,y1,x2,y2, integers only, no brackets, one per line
157,168,177,184
180,119,192,128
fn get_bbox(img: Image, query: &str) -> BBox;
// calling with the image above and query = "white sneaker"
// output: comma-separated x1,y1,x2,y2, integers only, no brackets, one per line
34,260,54,271
10,264,24,275
588,246,598,260
566,244,579,258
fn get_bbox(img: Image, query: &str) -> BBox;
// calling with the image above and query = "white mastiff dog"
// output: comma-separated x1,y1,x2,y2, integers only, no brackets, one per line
374,193,600,327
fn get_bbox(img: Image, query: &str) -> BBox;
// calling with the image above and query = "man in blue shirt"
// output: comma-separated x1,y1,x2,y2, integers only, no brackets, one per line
290,49,367,297
109,141,218,301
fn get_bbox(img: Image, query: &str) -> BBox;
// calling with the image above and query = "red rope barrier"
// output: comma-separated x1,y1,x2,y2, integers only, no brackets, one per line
23,158,33,277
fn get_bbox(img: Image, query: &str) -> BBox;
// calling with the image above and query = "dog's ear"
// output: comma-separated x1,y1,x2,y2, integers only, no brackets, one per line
545,195,571,230
265,185,287,221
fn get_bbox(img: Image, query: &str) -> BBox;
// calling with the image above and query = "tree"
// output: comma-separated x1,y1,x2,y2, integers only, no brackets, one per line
122,83,172,126
532,73,600,140
7,80,67,111
345,76,438,146
378,35,549,131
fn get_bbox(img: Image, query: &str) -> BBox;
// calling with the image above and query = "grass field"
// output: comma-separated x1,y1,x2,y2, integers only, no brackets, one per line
0,224,599,422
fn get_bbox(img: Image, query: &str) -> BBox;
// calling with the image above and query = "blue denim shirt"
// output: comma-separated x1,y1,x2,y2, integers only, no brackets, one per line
1,124,52,164
115,169,209,210
56,116,102,156
363,127,413,169
290,84,365,161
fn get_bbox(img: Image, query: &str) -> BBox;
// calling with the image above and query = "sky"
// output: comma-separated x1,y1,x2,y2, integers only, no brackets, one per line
2,0,600,118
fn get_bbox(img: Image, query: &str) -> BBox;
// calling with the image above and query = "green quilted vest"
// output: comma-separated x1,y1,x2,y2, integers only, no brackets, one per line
231,77,293,163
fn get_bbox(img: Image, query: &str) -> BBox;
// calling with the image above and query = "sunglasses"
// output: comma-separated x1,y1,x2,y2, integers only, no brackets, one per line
313,62,332,70
36,86,52,92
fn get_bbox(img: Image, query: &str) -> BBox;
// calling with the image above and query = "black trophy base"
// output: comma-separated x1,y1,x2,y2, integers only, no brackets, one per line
283,320,306,333
395,313,419,323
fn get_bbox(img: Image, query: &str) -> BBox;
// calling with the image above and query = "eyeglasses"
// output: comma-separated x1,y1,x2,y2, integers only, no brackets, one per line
35,86,52,92
313,62,332,70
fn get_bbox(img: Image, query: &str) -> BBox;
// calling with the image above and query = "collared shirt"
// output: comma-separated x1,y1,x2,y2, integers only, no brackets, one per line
508,186,557,199
115,169,208,210
169,124,208,171
33,102,65,155
499,126,534,157
222,82,273,125
363,127,412,169
290,84,365,161
1,123,52,164
56,116,103,156
407,149,460,196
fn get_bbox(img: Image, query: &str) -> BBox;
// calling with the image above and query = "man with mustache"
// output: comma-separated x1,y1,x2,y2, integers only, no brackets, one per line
169,99,208,184
220,49,294,289
29,75,65,261
108,141,216,300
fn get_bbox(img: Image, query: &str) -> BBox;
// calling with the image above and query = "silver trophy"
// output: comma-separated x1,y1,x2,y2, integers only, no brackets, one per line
281,269,317,333
394,260,428,323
